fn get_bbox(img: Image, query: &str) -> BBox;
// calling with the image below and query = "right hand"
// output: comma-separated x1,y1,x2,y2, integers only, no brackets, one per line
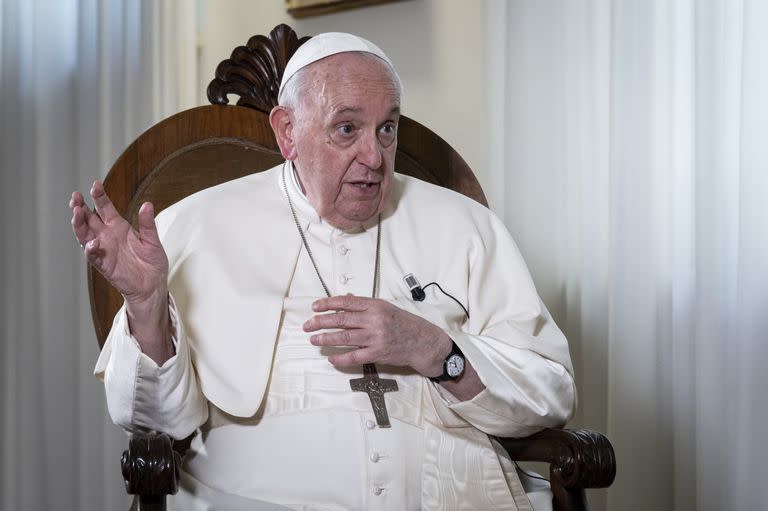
70,181,174,364
69,180,169,305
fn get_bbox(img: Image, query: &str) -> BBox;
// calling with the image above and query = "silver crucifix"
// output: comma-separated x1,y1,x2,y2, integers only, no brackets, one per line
350,363,398,428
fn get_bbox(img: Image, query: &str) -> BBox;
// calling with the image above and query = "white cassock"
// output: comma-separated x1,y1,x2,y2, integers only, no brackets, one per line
95,162,576,511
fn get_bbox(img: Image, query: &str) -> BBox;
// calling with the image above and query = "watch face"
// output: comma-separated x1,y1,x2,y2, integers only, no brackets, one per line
446,354,465,378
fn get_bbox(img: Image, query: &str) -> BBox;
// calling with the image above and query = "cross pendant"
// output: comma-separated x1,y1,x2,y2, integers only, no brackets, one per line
349,363,398,428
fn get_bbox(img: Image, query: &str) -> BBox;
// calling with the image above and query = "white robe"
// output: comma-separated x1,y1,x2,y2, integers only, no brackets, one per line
95,163,576,510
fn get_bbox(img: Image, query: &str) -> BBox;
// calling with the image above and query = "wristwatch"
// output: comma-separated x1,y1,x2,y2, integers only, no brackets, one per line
429,340,465,382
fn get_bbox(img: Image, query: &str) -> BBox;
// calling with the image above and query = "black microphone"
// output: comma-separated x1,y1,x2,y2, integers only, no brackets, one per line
403,273,426,301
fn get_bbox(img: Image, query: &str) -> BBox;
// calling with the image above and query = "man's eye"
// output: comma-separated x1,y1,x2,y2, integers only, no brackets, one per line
380,122,397,135
337,124,355,136
378,123,397,146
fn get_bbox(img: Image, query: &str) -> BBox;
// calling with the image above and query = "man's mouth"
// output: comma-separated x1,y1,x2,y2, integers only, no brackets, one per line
347,180,380,189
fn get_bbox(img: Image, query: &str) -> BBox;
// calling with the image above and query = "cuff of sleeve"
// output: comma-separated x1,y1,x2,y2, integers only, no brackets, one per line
135,295,182,373
426,379,541,435
97,294,197,434
438,331,576,437
449,389,546,437
132,295,196,429
423,380,471,428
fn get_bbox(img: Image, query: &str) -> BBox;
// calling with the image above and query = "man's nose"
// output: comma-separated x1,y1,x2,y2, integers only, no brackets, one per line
355,131,383,169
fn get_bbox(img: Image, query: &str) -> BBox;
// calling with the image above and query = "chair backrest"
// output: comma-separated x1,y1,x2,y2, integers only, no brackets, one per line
89,24,487,346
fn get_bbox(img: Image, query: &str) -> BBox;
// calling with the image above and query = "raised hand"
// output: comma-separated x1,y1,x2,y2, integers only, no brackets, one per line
70,181,173,364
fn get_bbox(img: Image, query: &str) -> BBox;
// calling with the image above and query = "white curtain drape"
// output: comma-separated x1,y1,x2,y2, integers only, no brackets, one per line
0,1,196,509
489,1,768,510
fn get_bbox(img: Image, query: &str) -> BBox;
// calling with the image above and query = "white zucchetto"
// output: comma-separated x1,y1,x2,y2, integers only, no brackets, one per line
278,32,397,102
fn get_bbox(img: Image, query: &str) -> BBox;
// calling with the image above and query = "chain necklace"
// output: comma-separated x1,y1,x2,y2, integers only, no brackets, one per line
281,163,397,427
281,163,381,299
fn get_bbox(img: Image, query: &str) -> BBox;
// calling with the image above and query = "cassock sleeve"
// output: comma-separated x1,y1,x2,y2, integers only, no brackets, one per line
94,294,208,440
426,209,576,438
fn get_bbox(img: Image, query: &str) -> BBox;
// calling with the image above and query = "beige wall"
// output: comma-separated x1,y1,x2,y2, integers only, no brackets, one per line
196,0,494,205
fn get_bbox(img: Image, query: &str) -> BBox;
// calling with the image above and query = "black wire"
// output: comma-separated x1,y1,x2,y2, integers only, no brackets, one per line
422,282,470,319
513,460,550,483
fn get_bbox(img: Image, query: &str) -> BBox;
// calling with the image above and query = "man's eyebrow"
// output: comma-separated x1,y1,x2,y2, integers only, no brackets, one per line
330,106,401,118
332,106,363,116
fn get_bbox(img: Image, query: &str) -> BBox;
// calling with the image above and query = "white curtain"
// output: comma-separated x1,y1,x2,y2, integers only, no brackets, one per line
489,0,768,510
0,1,196,509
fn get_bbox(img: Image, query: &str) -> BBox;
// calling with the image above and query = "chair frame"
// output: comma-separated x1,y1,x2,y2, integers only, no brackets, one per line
91,24,616,511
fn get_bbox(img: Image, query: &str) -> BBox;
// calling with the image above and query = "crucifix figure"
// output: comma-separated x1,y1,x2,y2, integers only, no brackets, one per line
350,363,398,428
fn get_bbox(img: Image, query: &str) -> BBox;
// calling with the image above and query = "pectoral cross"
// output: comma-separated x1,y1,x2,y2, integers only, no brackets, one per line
350,363,398,428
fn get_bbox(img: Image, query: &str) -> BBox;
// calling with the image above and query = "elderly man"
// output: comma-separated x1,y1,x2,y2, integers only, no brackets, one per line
70,33,575,510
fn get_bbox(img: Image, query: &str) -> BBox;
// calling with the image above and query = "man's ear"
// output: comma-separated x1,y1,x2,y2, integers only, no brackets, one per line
269,106,297,160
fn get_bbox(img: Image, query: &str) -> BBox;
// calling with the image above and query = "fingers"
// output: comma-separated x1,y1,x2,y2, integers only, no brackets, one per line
310,329,366,347
137,202,161,246
90,180,120,223
69,191,85,209
304,310,367,332
312,295,372,313
70,189,105,247
82,237,104,269
71,205,90,244
71,202,101,246
328,347,370,367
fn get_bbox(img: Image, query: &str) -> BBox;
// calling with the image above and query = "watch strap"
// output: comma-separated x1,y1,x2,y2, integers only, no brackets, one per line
429,339,464,382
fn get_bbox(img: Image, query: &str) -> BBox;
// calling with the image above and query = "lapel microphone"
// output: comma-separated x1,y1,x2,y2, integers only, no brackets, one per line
403,273,426,301
403,273,470,319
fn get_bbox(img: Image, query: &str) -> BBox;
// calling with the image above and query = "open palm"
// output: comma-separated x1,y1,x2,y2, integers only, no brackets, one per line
70,181,168,304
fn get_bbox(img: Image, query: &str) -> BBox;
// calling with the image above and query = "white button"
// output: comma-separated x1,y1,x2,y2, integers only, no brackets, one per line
373,486,384,496
365,420,376,430
338,245,349,255
339,274,352,284
370,452,381,463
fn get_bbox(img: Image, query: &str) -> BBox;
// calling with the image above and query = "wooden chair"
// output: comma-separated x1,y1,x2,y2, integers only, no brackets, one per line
90,24,616,511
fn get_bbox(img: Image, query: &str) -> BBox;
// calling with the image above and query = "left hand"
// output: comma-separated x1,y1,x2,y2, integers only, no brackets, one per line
304,295,451,377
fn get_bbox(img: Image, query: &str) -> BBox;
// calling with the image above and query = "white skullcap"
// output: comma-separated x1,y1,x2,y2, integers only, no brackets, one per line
278,32,397,102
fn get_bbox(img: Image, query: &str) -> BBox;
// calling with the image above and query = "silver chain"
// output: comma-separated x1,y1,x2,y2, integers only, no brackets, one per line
282,163,381,298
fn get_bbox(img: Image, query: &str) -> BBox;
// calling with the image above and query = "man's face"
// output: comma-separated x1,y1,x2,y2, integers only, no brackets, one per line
287,53,400,230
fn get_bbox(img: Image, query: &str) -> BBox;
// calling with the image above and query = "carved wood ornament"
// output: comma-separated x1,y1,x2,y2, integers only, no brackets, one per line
121,433,181,511
207,24,310,113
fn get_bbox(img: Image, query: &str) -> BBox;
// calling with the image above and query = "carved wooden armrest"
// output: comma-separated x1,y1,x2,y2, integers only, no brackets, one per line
121,432,182,511
497,428,616,511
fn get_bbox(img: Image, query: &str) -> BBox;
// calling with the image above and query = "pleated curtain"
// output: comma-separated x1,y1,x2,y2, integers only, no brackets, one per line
0,1,195,509
488,1,768,510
